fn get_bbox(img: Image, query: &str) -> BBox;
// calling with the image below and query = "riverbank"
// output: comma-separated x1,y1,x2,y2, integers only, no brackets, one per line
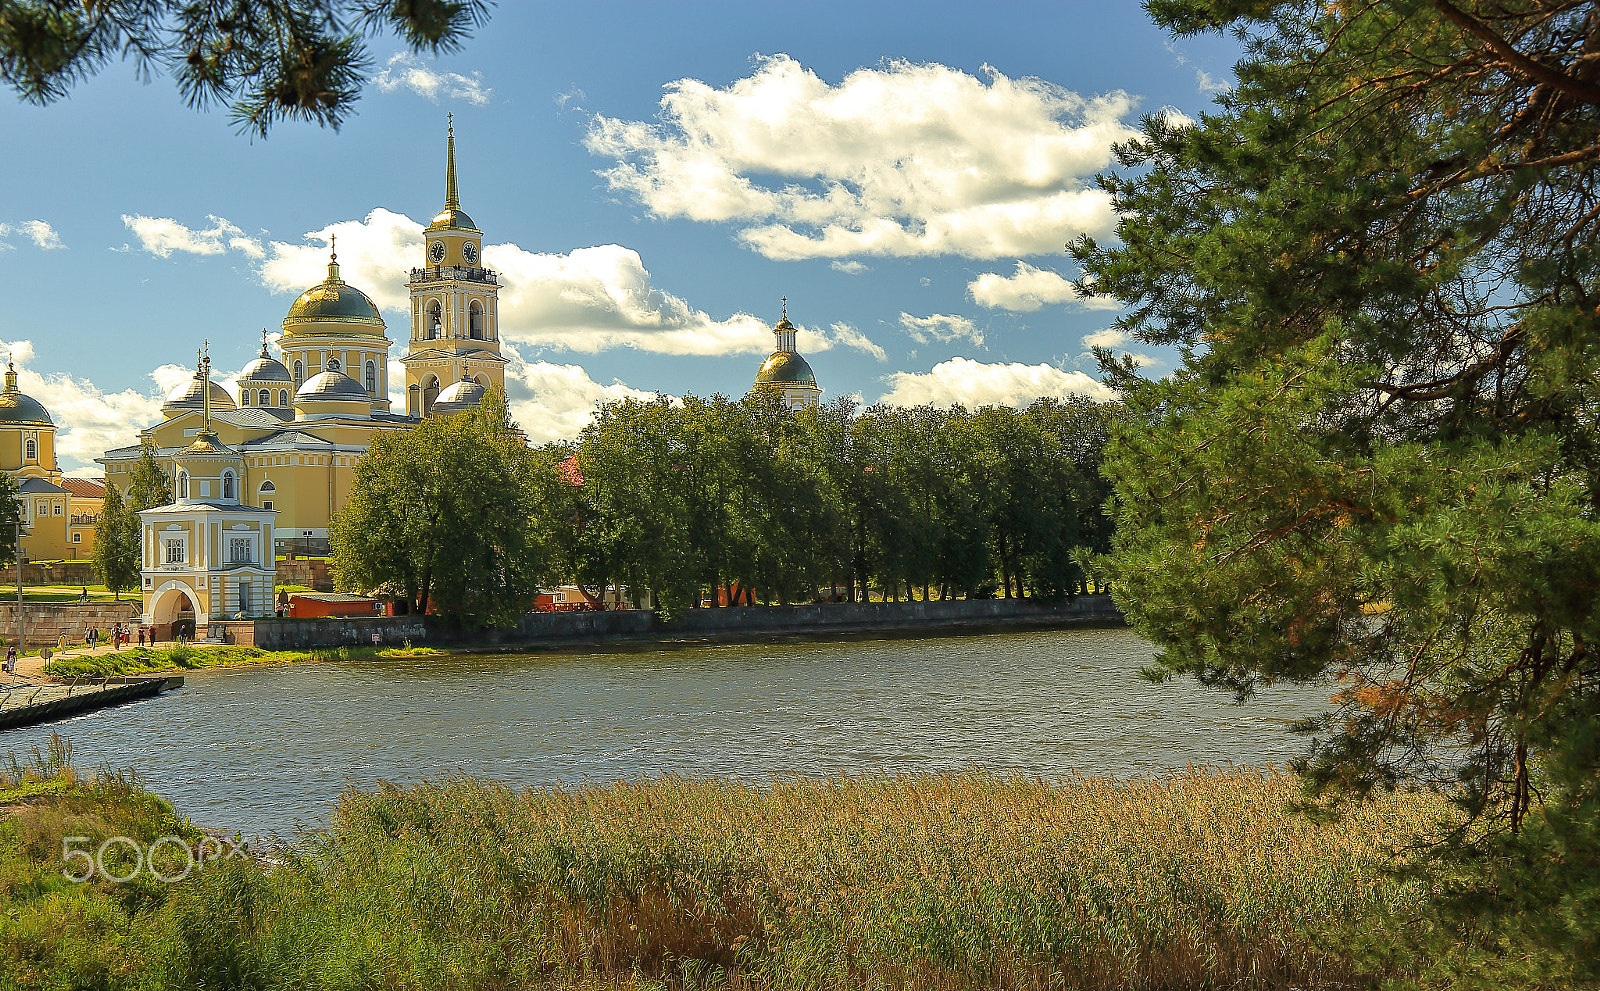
34,643,447,680
2,742,1504,990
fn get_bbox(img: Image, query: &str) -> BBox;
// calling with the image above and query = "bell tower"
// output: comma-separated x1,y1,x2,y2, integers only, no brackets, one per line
401,116,508,417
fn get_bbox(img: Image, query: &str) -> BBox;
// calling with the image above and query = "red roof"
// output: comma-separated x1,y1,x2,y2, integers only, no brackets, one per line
60,478,106,499
558,455,584,487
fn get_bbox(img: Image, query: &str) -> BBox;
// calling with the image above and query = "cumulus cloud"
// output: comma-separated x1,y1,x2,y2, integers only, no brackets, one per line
879,357,1113,408
825,323,887,362
123,214,265,259
585,54,1139,260
500,344,654,443
252,209,886,359
1081,327,1127,349
374,53,492,105
1196,69,1232,94
0,220,64,251
899,312,984,348
969,261,1121,312
0,340,169,470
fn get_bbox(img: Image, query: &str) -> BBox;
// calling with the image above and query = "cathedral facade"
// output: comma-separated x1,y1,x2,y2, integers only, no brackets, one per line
100,125,503,574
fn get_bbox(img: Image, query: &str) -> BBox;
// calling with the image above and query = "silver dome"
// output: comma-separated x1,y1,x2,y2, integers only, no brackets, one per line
295,371,370,403
240,352,293,383
431,376,486,414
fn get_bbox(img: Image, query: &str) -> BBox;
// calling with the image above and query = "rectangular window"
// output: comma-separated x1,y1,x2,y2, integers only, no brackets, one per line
53,504,62,515
229,538,253,564
72,533,80,543
165,538,185,564
262,500,272,511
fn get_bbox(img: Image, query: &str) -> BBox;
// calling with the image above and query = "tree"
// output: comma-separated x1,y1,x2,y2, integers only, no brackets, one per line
330,389,550,628
0,473,19,570
0,0,491,137
1074,0,1600,975
126,444,172,512
91,482,140,600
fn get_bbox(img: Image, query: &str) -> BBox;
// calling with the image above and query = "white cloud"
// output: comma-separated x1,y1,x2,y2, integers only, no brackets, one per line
1081,328,1127,349
823,322,887,362
1196,69,1232,94
879,356,1113,408
899,312,983,348
830,260,868,275
969,261,1121,312
0,220,64,251
255,209,887,359
374,53,492,105
122,214,264,259
501,344,654,443
585,54,1139,260
0,340,168,470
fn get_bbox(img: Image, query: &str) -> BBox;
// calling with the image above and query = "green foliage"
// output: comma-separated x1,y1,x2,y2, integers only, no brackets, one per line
90,480,139,600
1074,0,1600,980
0,0,492,137
330,388,553,629
561,393,1118,612
0,471,18,569
125,443,172,513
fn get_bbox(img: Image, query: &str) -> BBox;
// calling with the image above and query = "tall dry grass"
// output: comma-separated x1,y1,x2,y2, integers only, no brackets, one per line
186,769,1447,990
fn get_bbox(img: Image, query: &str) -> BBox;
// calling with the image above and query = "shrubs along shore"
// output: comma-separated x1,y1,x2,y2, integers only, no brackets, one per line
1,740,1476,991
41,643,445,679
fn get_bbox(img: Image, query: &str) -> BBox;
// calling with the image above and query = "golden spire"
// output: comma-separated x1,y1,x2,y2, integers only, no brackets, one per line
201,341,212,433
3,362,16,395
326,234,342,283
445,113,460,210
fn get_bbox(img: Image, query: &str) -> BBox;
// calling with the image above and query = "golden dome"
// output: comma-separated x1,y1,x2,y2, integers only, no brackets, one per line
754,351,818,387
282,250,385,335
0,364,52,426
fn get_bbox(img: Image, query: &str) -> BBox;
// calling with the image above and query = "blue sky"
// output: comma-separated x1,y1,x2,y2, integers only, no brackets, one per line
2,1,1238,471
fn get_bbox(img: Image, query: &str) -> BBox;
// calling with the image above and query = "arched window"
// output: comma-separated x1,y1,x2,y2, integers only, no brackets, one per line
428,301,442,339
240,389,251,406
294,360,303,383
222,471,235,500
328,357,341,373
469,301,484,340
365,360,376,393
178,471,189,499
259,389,270,406
258,480,275,494
422,375,441,415
24,439,35,461
278,389,288,406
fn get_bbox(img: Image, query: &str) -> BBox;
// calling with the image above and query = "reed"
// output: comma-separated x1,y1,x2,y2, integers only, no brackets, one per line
155,769,1449,990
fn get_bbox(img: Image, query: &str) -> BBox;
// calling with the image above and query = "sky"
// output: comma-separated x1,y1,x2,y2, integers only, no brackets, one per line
1,1,1239,473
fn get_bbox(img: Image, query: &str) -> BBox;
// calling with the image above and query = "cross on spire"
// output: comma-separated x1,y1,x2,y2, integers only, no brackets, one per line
329,233,337,261
781,296,787,320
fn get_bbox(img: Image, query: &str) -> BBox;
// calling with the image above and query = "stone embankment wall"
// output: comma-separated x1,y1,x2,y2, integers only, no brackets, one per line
275,558,334,591
15,561,99,586
244,596,1122,651
0,602,141,646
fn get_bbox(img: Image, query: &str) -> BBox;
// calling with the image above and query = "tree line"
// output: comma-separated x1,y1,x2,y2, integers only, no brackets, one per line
329,390,1118,626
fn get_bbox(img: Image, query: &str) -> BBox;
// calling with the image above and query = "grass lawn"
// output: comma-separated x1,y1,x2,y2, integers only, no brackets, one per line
6,742,1573,991
43,643,448,678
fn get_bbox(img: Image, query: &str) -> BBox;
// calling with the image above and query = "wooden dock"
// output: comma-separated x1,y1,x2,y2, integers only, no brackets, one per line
0,677,180,731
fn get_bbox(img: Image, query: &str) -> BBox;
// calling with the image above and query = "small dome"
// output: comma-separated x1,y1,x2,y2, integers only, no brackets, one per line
431,376,486,415
0,364,52,426
296,371,371,403
754,351,818,387
164,373,237,415
240,352,292,383
427,207,478,232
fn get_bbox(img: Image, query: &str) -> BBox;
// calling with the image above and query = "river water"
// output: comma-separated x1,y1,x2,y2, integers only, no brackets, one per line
4,629,1330,836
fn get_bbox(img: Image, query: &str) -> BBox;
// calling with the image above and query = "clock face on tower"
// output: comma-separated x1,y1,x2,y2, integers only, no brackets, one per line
462,241,479,265
428,240,446,264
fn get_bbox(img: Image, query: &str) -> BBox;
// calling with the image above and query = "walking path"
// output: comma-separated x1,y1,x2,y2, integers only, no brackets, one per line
5,638,155,683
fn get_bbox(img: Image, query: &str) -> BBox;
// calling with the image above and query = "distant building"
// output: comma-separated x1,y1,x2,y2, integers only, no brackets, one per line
751,303,822,409
0,363,104,561
61,478,105,558
100,122,505,557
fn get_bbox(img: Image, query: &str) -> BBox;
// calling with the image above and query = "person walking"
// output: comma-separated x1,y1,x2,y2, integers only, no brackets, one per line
137,627,145,648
